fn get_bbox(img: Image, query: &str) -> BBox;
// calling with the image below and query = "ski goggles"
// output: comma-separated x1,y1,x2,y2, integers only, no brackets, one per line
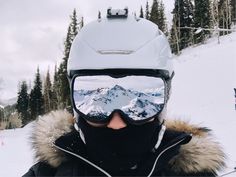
70,69,170,125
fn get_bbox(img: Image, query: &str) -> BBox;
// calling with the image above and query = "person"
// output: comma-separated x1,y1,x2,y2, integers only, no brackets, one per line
23,8,226,177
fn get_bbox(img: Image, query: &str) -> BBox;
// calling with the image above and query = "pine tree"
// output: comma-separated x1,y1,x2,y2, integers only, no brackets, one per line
43,69,53,113
16,81,30,125
219,0,232,35
0,108,4,122
57,9,80,111
170,0,194,53
98,11,101,19
51,65,59,110
29,68,44,120
140,6,144,18
149,0,160,25
80,17,84,29
170,13,180,54
70,9,78,38
149,0,168,34
145,1,150,19
158,0,168,34
212,0,220,29
57,62,69,109
231,0,236,20
194,0,212,43
58,25,71,108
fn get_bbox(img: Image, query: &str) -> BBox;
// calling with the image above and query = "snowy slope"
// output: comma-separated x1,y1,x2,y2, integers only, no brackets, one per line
0,33,236,177
0,123,34,177
168,32,236,175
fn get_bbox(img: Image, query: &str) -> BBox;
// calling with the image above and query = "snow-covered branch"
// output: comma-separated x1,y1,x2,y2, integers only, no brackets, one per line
178,26,236,32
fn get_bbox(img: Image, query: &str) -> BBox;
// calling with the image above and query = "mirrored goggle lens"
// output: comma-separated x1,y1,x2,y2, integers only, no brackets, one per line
73,75,165,122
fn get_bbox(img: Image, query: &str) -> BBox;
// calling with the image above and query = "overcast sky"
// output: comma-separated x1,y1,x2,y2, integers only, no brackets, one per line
0,0,175,100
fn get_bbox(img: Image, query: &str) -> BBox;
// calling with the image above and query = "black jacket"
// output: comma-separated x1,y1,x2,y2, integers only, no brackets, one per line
23,110,226,177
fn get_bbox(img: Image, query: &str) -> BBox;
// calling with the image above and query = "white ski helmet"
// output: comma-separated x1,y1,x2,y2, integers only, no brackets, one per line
67,8,173,78
68,8,174,124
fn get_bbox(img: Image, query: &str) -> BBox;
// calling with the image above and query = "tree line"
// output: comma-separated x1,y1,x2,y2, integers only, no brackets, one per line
16,9,83,125
139,0,235,54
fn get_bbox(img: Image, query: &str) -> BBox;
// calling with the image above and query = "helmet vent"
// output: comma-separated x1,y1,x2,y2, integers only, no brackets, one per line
97,50,133,55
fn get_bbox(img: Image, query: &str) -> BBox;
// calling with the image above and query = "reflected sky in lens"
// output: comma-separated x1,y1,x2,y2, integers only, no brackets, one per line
74,75,164,92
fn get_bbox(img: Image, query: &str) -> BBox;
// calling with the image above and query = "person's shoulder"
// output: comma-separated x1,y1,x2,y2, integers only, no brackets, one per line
31,110,74,168
22,162,57,177
165,119,226,176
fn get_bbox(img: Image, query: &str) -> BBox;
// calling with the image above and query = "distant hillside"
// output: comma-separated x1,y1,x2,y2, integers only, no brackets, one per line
0,97,17,107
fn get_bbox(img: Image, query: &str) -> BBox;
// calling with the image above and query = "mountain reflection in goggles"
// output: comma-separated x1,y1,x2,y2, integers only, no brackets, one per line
72,75,165,123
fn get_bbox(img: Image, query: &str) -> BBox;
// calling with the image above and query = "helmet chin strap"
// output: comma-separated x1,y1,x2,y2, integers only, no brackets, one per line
154,122,166,150
74,119,86,144
74,111,86,144
157,103,167,124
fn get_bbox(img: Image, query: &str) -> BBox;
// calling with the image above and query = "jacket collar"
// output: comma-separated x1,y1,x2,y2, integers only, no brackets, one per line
53,127,192,176
31,110,226,175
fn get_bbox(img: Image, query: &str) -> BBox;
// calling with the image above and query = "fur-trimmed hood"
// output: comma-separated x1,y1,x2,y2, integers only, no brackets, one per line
31,110,226,175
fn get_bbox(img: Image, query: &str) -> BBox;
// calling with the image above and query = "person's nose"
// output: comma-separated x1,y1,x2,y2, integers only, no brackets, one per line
107,112,127,130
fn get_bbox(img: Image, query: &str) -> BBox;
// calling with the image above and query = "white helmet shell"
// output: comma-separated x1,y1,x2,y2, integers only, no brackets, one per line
68,14,173,77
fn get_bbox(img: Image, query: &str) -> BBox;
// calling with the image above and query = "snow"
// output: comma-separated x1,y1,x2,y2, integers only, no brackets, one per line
0,123,34,177
168,32,236,176
194,27,203,34
0,33,236,177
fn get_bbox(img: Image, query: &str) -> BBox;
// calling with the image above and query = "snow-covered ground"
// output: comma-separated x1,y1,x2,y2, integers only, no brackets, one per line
0,33,236,177
168,32,236,176
0,123,34,177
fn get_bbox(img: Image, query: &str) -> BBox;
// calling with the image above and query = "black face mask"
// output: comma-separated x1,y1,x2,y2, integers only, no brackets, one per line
79,118,161,174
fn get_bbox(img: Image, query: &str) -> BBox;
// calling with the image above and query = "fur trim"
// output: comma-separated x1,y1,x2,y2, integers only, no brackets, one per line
166,119,211,137
166,119,226,174
31,111,226,174
31,110,74,167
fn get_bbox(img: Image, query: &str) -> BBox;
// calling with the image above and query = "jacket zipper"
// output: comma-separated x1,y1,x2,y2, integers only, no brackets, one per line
54,137,187,177
147,138,188,177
